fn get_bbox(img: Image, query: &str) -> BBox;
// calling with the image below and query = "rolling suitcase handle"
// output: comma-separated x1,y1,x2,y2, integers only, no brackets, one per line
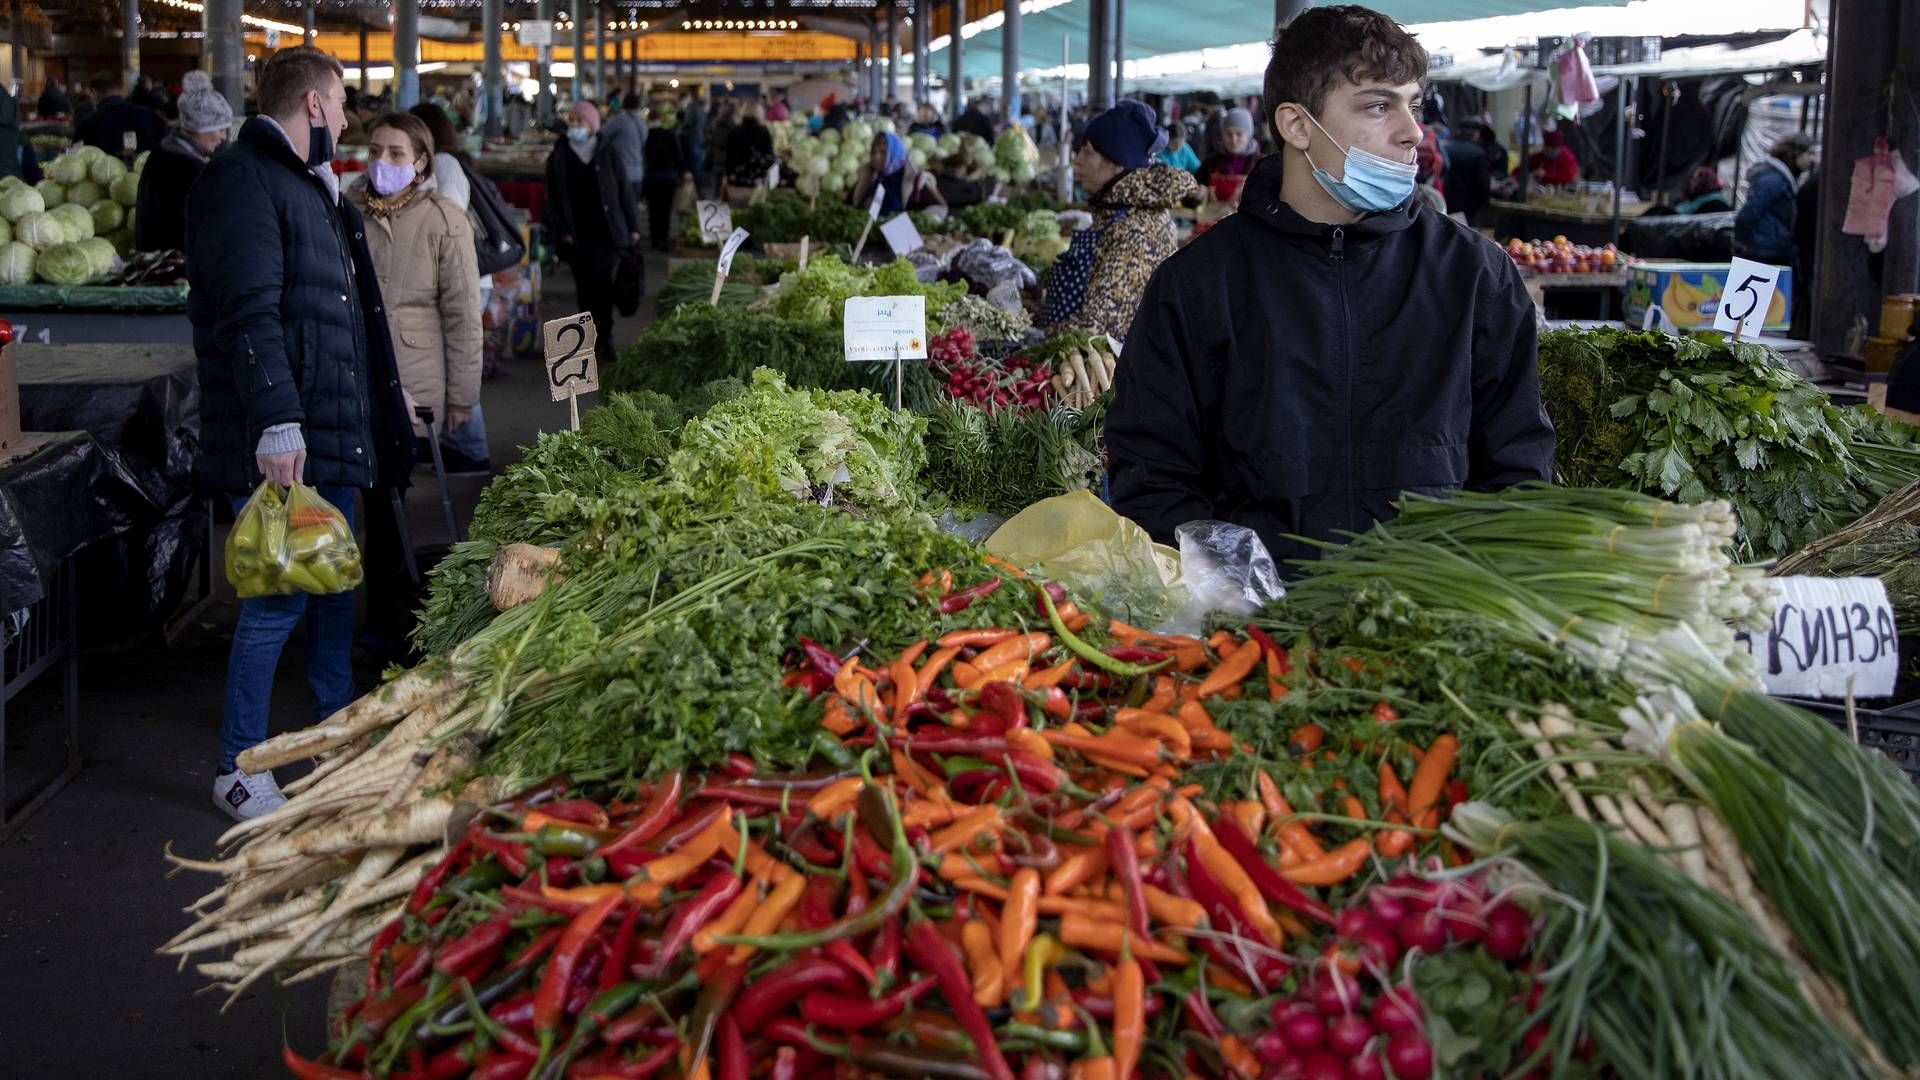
413,406,465,544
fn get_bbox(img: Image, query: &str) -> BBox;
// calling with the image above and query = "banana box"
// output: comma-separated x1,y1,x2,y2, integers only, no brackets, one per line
1624,261,1792,332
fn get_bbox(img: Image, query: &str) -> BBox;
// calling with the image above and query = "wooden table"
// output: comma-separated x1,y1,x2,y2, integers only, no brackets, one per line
1490,199,1653,248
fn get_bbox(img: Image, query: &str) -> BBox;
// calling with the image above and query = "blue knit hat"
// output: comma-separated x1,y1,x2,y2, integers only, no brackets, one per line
1083,100,1163,169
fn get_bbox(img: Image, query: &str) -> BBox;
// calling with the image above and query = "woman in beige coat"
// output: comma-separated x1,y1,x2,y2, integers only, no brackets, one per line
346,112,482,440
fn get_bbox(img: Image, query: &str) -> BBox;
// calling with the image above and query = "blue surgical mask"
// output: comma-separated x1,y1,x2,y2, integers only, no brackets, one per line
1304,112,1418,214
567,125,591,143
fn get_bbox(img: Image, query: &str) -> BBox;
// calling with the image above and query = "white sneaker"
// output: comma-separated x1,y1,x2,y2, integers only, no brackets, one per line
214,768,288,821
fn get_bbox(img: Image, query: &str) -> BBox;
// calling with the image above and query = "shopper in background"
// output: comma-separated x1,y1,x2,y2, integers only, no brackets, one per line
599,90,648,192
408,101,498,473
1108,5,1552,568
849,129,945,215
69,82,96,129
187,46,414,820
679,91,709,196
1157,122,1201,175
544,99,642,365
1441,121,1492,224
1191,90,1227,159
76,70,167,158
1519,128,1580,187
642,106,690,251
131,75,167,112
953,97,996,141
36,79,71,118
908,102,946,139
1039,100,1199,343
723,98,776,193
1469,120,1509,178
765,90,791,122
1674,165,1731,215
1735,133,1814,270
1196,107,1259,191
706,97,739,189
135,71,232,253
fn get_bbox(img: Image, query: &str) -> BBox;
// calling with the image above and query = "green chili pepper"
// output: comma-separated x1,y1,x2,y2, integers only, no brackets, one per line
1040,589,1168,677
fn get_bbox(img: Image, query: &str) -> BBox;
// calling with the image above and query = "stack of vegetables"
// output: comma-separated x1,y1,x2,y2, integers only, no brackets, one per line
1537,326,1920,558
0,145,144,284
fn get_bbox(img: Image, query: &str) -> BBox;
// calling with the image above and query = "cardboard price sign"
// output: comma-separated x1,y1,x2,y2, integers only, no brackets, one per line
696,201,734,244
544,312,599,431
1735,576,1899,698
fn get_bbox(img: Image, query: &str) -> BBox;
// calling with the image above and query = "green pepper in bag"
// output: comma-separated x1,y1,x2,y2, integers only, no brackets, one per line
223,482,361,598
225,482,290,598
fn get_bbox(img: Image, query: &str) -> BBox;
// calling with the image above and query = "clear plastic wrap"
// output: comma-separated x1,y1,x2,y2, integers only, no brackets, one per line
1156,520,1287,637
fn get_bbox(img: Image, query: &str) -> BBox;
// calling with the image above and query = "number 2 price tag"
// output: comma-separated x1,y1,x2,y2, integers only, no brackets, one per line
867,183,885,221
1712,256,1781,340
716,228,751,277
544,311,599,411
696,200,733,244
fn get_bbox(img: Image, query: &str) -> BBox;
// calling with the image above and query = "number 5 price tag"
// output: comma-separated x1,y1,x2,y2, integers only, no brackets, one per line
1713,257,1782,341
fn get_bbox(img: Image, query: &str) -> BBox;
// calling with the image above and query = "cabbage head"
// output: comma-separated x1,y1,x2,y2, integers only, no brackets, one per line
46,153,89,185
34,242,95,284
50,202,94,241
105,226,135,258
90,200,124,233
111,172,141,207
16,210,66,250
0,184,43,221
133,150,150,173
89,154,128,186
66,180,104,208
35,179,65,208
0,215,11,246
0,175,23,192
0,240,34,284
80,237,116,277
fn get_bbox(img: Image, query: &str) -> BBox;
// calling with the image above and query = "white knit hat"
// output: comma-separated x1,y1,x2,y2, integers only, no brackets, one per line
178,70,234,134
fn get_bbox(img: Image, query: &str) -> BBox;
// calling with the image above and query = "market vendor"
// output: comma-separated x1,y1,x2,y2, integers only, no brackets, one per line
848,130,945,215
135,70,231,253
1106,4,1554,568
1037,100,1200,344
1196,107,1260,193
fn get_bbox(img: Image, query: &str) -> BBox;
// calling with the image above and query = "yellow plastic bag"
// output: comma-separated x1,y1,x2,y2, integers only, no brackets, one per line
225,482,363,598
985,491,1183,625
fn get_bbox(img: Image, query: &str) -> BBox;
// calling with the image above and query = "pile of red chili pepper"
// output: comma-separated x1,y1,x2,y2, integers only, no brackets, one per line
286,574,1466,1080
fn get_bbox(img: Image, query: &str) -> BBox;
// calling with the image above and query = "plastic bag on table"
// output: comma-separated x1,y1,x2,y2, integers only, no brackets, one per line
1155,520,1286,638
225,482,362,598
985,491,1184,627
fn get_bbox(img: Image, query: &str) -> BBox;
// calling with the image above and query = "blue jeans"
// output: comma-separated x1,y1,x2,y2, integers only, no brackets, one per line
439,400,490,465
217,485,359,774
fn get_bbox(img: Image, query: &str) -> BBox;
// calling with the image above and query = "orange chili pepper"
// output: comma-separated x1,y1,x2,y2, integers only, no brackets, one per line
940,628,1017,649
1265,649,1288,701
628,813,729,895
1007,726,1053,761
896,640,929,667
892,750,943,801
902,800,971,830
1143,677,1176,713
1280,837,1373,887
1207,630,1237,654
1408,734,1459,830
972,632,1052,672
961,920,1007,1007
1255,769,1287,820
692,877,763,953
1112,948,1145,1080
972,660,1031,687
918,646,962,695
805,777,864,819
1227,800,1266,841
1378,759,1411,815
541,881,625,905
890,657,921,726
927,804,1003,855
1116,711,1192,759
1219,1035,1261,1078
1288,723,1325,755
820,697,858,736
1195,640,1262,698
1045,845,1108,895
1023,659,1077,690
951,661,984,689
1107,619,1148,643
1042,729,1164,770
1341,794,1367,821
1169,800,1286,947
1056,914,1190,964
999,868,1040,977
1264,788,1327,860
981,554,1029,578
728,870,807,963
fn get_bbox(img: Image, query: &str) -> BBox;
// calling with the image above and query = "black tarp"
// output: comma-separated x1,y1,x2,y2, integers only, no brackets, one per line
0,432,150,614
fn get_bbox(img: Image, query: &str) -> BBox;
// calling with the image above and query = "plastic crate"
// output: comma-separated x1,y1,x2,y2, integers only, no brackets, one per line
1775,697,1920,783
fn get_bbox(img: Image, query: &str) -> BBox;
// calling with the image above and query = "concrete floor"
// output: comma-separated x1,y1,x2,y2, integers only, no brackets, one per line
0,254,667,1078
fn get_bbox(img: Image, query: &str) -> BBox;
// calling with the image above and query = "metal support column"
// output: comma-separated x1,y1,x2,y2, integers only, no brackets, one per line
913,3,929,105
205,0,245,115
535,0,553,123
9,0,22,99
303,0,316,44
1813,0,1901,354
593,3,606,104
1274,0,1310,31
1518,82,1532,204
570,0,585,100
482,0,504,135
1883,3,1920,299
357,22,369,94
1109,0,1122,100
1608,78,1629,249
947,0,963,122
885,2,898,108
122,0,140,94
867,17,880,105
1086,0,1108,110
394,0,421,108
1001,0,1020,121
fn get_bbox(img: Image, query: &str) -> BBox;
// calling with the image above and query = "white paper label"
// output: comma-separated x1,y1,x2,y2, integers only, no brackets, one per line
879,212,924,256
517,19,553,45
715,228,750,277
843,295,928,362
543,312,599,401
1712,256,1782,339
867,183,886,221
696,201,733,244
1736,576,1899,698
766,162,781,188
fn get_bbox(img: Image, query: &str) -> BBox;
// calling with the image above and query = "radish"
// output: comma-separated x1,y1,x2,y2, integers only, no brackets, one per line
1272,999,1316,1029
1520,1022,1552,1068
1484,901,1533,961
1254,1030,1292,1065
1384,1031,1433,1080
1370,988,1422,1034
1281,1008,1328,1050
1336,907,1375,939
1396,908,1448,955
1350,926,1402,972
1435,904,1486,946
1366,889,1407,926
1310,968,1364,1015
1299,1049,1349,1080
1347,1049,1386,1080
1327,1013,1374,1056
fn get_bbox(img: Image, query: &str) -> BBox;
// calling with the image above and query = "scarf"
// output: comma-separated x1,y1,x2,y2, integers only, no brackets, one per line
163,130,213,163
570,135,599,164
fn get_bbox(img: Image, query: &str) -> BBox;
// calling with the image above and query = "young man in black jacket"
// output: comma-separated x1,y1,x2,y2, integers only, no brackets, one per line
1106,5,1554,569
188,46,414,820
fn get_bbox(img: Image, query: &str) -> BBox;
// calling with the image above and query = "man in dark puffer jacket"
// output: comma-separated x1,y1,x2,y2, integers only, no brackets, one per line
187,46,414,822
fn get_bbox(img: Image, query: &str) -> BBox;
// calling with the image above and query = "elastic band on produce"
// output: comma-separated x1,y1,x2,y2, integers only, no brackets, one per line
1554,615,1583,643
1650,573,1672,616
1606,525,1625,555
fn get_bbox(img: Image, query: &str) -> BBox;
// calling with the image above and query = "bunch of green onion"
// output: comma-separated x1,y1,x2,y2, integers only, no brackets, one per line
1286,485,1771,684
1447,803,1874,1080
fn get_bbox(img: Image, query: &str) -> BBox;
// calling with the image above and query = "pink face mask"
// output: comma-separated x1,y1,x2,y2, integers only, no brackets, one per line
369,157,417,196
